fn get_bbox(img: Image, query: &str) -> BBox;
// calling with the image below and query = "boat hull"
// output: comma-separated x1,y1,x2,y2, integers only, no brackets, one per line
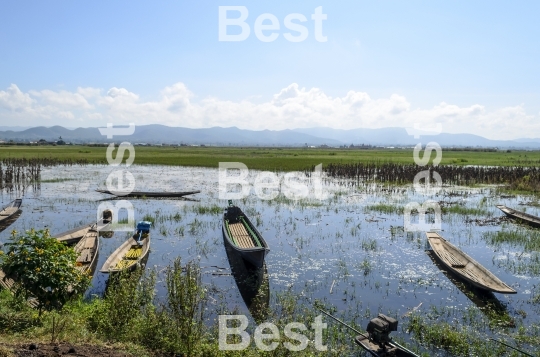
0,199,22,224
427,232,516,294
224,236,270,323
222,206,269,269
96,189,200,198
497,204,540,228
355,335,417,357
73,225,100,277
100,233,150,273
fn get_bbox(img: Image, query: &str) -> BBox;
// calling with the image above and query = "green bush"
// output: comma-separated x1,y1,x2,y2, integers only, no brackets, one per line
0,229,90,315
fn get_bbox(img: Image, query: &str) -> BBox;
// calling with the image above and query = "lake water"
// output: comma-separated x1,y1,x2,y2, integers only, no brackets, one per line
1,164,539,355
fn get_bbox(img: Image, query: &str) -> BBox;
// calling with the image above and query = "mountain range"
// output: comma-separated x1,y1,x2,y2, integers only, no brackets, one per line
0,125,539,148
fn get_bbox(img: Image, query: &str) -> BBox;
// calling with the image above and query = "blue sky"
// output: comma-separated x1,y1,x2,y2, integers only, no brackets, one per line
1,1,539,139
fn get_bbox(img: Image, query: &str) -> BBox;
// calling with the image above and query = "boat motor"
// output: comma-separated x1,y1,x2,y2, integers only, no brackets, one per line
366,314,398,348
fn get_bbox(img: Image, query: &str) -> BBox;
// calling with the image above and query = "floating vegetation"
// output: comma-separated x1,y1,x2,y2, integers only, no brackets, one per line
483,228,540,251
365,203,404,215
361,238,378,251
40,178,74,183
193,204,221,215
442,205,489,216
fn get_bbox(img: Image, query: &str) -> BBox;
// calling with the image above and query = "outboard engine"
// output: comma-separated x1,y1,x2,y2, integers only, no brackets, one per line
366,314,398,348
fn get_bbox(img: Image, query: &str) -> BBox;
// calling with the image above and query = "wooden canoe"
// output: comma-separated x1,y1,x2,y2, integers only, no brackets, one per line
496,205,540,228
54,220,111,244
54,210,113,244
0,199,22,224
426,232,516,294
73,224,100,276
355,334,419,357
100,230,150,273
96,189,200,198
222,204,269,269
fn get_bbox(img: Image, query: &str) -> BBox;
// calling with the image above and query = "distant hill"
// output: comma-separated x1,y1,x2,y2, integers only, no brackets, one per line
0,124,539,148
292,127,540,148
0,125,342,146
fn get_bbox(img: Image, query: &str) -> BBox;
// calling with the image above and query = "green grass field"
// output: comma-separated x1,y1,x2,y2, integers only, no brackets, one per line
1,145,539,171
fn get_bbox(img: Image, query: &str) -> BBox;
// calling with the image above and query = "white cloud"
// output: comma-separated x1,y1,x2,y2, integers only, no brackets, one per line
0,84,34,111
0,82,538,140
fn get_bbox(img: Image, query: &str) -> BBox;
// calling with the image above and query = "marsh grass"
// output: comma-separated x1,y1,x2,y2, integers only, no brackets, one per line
193,204,221,215
484,228,540,251
361,238,378,251
39,178,74,183
365,203,403,215
442,205,490,216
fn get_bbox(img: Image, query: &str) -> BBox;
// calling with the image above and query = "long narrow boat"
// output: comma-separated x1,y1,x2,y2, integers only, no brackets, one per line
496,204,540,228
426,231,516,294
54,210,112,244
222,202,269,268
100,221,151,273
73,224,100,275
0,199,22,224
96,189,200,198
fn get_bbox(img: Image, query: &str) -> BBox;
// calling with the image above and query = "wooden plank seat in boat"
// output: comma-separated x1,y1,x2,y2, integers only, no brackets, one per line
439,250,466,268
228,222,255,248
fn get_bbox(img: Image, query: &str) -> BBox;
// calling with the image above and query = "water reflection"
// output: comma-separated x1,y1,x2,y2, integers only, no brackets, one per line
425,250,513,325
224,237,270,324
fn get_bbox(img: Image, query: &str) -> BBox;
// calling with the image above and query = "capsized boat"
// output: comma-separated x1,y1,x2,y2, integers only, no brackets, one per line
100,221,151,273
222,201,269,268
426,231,516,294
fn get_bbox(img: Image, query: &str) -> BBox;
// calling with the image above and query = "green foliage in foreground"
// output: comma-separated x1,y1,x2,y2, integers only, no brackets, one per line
0,259,355,356
406,315,540,357
0,229,90,314
1,259,540,356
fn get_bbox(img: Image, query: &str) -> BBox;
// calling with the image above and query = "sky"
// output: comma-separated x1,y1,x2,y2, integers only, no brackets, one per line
1,1,539,140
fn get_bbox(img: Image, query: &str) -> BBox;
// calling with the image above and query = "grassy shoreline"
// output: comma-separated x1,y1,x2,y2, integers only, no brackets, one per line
1,146,540,171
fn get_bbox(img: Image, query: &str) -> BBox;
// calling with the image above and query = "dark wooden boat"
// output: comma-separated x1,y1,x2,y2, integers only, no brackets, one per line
96,189,200,198
100,221,151,273
426,232,516,294
224,237,270,323
497,204,540,228
319,309,419,357
0,199,22,224
222,202,269,268
355,334,418,357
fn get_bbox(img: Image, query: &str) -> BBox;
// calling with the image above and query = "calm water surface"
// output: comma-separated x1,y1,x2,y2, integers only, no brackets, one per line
1,164,539,354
